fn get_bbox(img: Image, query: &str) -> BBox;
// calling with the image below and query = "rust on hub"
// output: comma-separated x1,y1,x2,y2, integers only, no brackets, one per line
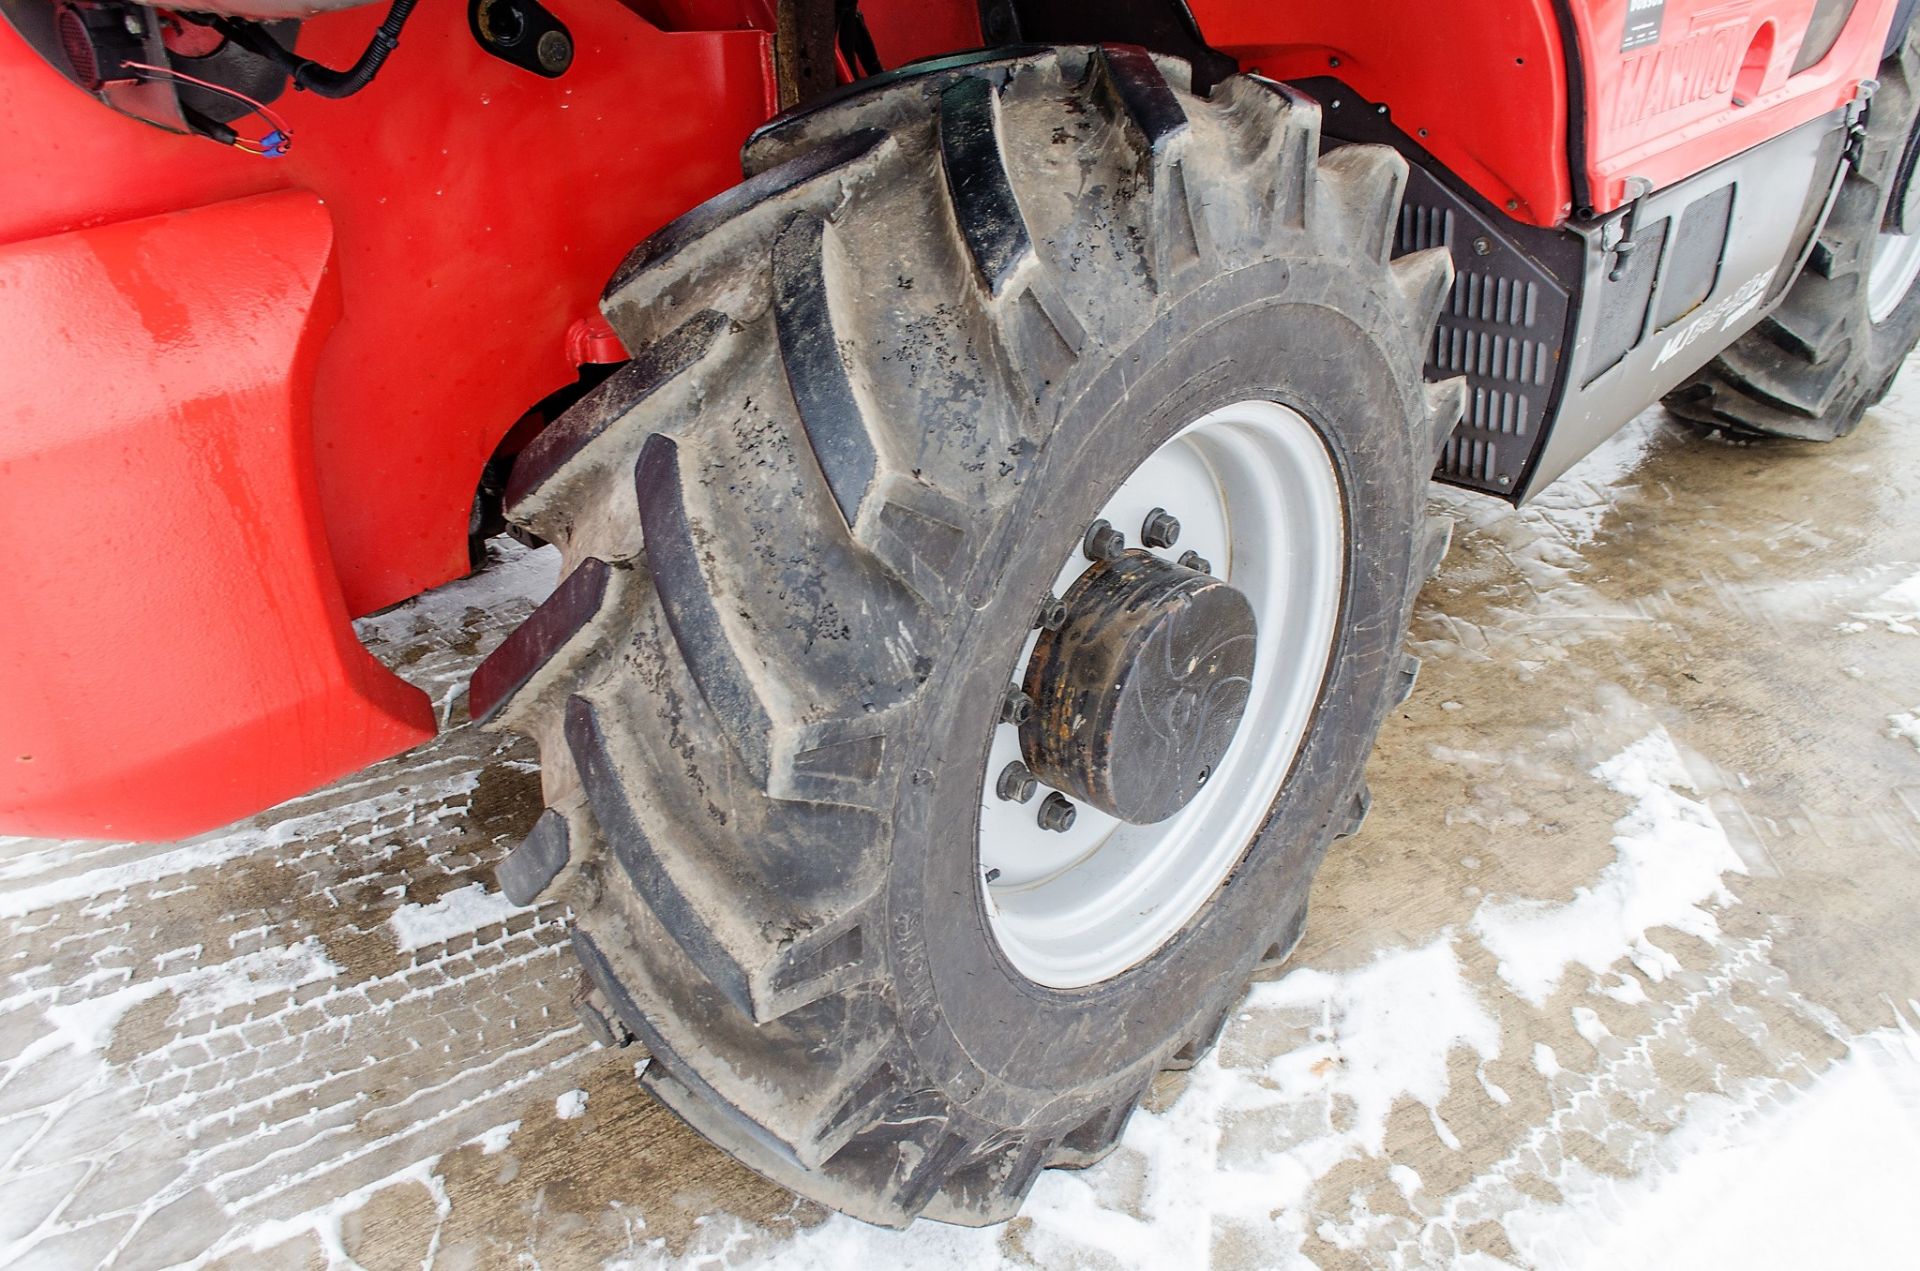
1019,551,1256,825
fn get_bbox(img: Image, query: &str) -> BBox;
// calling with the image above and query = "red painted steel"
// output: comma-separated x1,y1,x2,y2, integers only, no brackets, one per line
1565,0,1898,212
1190,0,1577,224
0,193,435,838
1193,0,1896,220
0,6,777,617
0,5,777,837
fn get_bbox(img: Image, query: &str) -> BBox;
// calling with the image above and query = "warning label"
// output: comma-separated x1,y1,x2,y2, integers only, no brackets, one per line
1622,0,1665,51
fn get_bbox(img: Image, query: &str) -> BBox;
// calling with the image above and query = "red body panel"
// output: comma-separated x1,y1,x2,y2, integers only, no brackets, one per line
0,6,778,837
1190,0,1577,224
1567,0,1897,211
0,6,777,617
0,193,434,838
1192,0,1895,220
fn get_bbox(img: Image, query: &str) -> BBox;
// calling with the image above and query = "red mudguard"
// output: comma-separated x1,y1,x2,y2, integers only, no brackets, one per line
0,193,435,838
0,7,781,838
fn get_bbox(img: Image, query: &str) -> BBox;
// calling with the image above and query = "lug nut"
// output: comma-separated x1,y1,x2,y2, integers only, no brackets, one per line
1037,792,1078,832
1036,595,1068,631
1178,549,1213,575
1001,687,1033,726
1141,507,1181,549
996,760,1040,803
1083,519,1125,562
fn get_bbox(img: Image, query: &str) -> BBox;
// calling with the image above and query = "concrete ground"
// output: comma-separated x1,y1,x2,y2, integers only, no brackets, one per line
3,373,1919,1268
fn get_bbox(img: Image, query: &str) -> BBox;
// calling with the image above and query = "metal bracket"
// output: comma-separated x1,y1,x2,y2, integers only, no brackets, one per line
1606,176,1654,282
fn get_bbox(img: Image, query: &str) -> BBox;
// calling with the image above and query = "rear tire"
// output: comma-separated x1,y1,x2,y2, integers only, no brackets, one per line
1665,16,1920,438
472,46,1461,1227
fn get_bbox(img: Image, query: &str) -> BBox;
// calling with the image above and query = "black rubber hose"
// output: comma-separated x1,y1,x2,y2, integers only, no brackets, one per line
216,0,418,99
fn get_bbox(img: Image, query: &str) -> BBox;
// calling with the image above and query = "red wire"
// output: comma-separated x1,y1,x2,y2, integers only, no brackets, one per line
123,61,292,151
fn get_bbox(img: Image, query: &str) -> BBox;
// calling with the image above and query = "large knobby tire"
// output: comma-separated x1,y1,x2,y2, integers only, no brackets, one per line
470,46,1463,1227
1666,15,1920,438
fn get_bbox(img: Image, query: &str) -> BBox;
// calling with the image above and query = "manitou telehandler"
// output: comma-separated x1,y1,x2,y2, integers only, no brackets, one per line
5,0,1917,1226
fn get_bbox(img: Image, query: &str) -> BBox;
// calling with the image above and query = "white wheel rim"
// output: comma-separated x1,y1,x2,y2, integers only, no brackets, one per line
976,400,1346,988
1868,226,1920,323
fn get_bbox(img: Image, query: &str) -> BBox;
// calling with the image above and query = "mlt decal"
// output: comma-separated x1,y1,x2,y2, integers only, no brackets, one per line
1652,268,1777,369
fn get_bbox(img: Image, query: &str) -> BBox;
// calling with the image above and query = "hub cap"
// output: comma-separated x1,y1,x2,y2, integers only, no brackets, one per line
977,400,1345,988
1021,551,1257,825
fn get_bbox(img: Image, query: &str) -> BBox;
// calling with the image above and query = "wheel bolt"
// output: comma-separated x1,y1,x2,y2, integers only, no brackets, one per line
1037,791,1077,832
1036,595,1068,631
996,760,1039,803
1083,519,1125,562
1001,687,1033,726
1178,549,1212,574
1141,507,1181,549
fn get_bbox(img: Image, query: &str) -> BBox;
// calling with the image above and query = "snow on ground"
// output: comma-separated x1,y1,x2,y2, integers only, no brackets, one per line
1853,568,1920,634
1503,1011,1920,1271
1472,730,1745,1007
1893,708,1920,752
388,882,523,954
640,713,1919,1269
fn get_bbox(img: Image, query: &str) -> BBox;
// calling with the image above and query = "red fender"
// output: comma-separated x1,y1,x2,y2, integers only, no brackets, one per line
0,192,435,839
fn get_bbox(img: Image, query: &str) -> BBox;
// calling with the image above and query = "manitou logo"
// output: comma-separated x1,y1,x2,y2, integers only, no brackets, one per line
1614,18,1747,125
1652,267,1777,369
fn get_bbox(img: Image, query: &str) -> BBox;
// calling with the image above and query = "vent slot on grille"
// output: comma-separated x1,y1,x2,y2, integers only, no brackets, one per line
1392,165,1574,494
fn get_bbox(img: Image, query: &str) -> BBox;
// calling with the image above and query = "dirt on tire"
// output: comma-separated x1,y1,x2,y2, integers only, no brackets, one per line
470,45,1463,1227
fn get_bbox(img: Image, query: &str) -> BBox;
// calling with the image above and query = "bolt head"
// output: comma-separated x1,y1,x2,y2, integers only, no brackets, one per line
1037,596,1068,631
1038,792,1077,832
996,761,1039,803
1083,519,1125,562
1140,507,1181,549
1177,550,1213,575
537,28,573,73
1001,687,1033,726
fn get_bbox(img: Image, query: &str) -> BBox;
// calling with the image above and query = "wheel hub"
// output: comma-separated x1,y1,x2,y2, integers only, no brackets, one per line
975,398,1345,989
1019,551,1257,825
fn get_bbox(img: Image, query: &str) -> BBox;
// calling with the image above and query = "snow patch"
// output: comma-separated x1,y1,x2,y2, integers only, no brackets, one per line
1891,707,1920,752
217,1154,449,1269
1472,730,1746,1006
1503,1009,1920,1271
666,936,1500,1268
1851,567,1920,633
472,1120,520,1155
388,882,519,953
555,1089,588,1120
41,936,341,1055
